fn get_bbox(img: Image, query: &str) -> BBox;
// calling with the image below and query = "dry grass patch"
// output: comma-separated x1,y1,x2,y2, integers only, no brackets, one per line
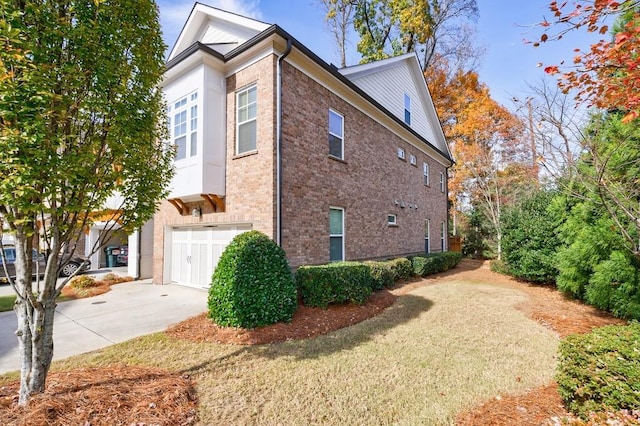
41,280,558,425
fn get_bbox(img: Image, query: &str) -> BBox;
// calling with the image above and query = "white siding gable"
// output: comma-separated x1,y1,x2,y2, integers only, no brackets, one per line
168,3,270,60
339,53,449,157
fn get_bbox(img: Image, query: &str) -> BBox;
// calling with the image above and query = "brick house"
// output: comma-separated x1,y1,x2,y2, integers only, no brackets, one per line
152,3,453,288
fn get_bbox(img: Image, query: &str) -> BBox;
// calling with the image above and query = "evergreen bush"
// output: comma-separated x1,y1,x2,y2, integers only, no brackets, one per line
296,262,372,308
556,324,640,418
208,231,297,328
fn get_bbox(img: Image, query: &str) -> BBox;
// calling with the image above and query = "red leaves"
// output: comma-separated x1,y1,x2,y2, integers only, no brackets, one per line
538,2,640,120
544,65,560,75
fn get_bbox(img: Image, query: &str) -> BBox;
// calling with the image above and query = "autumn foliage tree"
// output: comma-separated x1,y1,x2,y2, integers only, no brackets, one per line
538,0,640,122
0,0,172,404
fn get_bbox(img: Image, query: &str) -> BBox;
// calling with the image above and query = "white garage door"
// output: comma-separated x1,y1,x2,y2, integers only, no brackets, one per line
170,225,250,288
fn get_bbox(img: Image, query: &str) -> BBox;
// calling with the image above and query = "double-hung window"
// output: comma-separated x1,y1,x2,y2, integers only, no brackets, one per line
425,219,430,253
169,92,198,161
440,172,445,192
237,85,257,154
404,93,411,126
329,109,344,159
329,207,344,261
440,221,446,252
423,162,430,186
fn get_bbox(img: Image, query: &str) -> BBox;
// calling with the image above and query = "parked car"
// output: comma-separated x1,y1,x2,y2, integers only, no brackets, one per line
0,246,90,281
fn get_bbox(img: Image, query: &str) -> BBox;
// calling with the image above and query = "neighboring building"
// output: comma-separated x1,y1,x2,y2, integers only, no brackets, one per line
153,3,453,288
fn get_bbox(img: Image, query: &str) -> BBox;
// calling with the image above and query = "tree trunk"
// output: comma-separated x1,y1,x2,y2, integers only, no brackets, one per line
13,233,59,405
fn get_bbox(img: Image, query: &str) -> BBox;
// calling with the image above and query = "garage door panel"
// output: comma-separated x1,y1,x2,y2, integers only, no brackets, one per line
170,226,250,288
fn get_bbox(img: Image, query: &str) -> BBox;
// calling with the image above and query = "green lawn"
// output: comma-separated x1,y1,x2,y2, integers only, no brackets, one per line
0,294,15,312
0,292,71,313
34,281,559,425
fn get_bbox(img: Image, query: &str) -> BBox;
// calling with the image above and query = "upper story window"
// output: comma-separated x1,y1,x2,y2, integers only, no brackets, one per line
423,162,430,186
440,172,445,192
329,109,344,159
237,85,257,155
397,148,405,160
404,93,411,126
409,154,417,166
169,91,198,161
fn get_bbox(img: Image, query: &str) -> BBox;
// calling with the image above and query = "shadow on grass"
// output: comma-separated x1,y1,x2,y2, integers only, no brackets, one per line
181,294,433,376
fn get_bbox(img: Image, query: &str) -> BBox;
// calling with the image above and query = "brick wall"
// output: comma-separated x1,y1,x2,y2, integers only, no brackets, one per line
280,63,448,268
152,55,277,283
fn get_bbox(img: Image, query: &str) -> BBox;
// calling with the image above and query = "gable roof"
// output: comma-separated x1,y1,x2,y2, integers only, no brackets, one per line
167,2,270,61
166,5,453,165
340,53,451,158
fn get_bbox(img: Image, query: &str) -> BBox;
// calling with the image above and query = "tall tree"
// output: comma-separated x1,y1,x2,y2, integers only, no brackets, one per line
441,70,531,257
317,0,355,67
318,0,481,72
537,0,640,122
0,0,173,404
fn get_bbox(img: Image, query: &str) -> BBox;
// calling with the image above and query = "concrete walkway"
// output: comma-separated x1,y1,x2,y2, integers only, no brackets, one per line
0,280,207,374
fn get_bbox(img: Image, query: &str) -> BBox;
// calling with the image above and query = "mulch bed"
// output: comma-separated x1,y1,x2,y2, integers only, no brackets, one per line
0,366,197,425
0,260,633,425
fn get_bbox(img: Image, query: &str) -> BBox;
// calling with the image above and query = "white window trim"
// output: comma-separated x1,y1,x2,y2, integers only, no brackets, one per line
404,93,411,126
397,148,405,160
425,219,430,254
441,221,446,252
329,207,345,262
387,214,397,226
236,84,257,155
328,109,344,160
439,172,445,192
409,154,417,166
423,162,430,186
169,91,198,161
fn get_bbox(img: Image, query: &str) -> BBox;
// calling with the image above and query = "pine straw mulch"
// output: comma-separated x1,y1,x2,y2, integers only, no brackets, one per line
0,259,633,425
60,274,134,299
0,366,197,425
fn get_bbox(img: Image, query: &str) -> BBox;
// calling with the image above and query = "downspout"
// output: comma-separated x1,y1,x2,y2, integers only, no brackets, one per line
276,37,293,246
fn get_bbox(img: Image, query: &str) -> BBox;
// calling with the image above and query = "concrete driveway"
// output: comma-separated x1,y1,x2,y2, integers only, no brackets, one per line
0,280,207,374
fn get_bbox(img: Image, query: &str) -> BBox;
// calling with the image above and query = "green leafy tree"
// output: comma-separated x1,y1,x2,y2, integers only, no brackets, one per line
0,0,172,404
319,0,481,72
500,189,560,283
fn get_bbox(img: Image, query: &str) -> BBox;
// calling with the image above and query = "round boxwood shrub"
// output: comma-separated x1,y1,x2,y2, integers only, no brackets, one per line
208,230,297,328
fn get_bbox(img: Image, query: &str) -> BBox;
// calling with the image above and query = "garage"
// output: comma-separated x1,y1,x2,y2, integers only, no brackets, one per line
167,224,251,288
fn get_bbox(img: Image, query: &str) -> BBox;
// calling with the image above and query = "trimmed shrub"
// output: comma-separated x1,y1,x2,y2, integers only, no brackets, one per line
208,231,297,328
556,324,640,418
500,189,560,283
296,262,372,308
386,258,413,282
412,252,462,277
363,261,395,290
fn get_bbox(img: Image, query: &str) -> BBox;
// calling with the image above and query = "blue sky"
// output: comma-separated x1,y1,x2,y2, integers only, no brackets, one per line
157,0,606,107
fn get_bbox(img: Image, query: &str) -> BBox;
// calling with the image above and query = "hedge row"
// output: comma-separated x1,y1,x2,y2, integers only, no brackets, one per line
296,262,373,308
411,252,462,277
297,252,461,308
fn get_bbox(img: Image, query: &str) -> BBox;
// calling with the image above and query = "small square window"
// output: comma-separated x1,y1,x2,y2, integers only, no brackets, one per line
387,214,397,226
397,148,405,160
409,155,417,166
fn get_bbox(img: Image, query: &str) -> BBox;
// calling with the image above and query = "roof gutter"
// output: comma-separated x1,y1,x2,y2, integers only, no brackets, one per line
276,37,293,247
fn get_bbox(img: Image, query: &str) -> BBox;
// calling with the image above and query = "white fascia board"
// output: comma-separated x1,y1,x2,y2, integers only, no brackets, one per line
168,3,271,61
